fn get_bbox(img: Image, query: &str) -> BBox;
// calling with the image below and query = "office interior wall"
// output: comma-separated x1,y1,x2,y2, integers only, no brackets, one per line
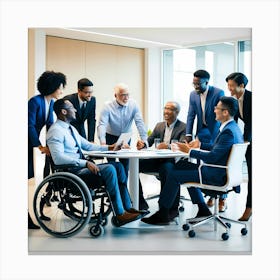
144,48,162,132
28,29,46,99
46,36,145,142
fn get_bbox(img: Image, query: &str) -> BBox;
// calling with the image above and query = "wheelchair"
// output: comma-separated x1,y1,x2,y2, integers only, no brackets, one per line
33,161,113,238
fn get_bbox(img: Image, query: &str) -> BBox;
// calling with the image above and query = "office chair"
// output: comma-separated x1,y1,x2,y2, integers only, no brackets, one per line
182,142,250,241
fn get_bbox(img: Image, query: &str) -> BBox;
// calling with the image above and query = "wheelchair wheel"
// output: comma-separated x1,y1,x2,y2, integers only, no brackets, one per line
33,172,92,238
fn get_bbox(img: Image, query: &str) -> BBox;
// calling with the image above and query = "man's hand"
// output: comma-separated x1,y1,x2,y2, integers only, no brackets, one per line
86,161,100,175
136,140,145,150
38,145,50,156
172,142,191,153
189,139,200,149
109,141,130,151
156,142,168,150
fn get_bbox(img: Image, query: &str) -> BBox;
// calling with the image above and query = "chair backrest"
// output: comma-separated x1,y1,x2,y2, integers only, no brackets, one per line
182,142,249,192
225,142,250,188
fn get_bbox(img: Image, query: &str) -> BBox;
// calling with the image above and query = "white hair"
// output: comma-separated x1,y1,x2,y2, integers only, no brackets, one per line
114,83,129,94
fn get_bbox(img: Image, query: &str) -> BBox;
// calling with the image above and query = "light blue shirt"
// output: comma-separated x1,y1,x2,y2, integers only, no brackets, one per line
97,99,148,143
47,119,108,167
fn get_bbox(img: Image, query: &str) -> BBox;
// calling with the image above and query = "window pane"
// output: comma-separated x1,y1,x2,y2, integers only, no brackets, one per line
239,40,252,90
163,42,237,122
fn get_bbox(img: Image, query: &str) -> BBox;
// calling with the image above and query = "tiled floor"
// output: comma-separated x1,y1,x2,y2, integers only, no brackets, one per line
28,162,252,255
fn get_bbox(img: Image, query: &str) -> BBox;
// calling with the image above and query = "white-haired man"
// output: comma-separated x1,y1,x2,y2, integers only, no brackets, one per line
97,83,148,176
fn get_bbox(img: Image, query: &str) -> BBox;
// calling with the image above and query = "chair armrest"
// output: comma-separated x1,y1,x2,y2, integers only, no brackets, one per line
198,162,227,185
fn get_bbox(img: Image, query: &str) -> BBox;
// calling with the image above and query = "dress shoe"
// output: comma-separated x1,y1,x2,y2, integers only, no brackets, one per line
169,209,179,220
188,208,212,224
206,197,214,207
127,208,150,217
238,207,252,221
196,207,212,218
141,208,170,225
219,199,227,212
115,211,142,226
28,213,40,229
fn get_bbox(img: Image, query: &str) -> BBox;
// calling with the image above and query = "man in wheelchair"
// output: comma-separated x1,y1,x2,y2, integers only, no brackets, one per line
46,99,145,226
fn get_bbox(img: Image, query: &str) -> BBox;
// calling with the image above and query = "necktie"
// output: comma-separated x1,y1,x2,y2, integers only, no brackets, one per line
81,102,86,119
69,126,85,159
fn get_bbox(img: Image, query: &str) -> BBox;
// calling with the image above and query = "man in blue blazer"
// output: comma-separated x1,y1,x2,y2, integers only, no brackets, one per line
64,78,96,142
186,69,226,211
142,96,243,225
186,69,224,144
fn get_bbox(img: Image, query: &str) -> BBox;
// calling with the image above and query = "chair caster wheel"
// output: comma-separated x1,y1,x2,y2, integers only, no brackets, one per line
89,224,104,238
241,228,248,236
222,232,229,240
182,224,190,231
188,230,195,238
225,222,231,228
179,206,184,212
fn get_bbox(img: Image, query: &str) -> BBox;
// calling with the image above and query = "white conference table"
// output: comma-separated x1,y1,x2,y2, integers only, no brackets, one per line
84,148,188,209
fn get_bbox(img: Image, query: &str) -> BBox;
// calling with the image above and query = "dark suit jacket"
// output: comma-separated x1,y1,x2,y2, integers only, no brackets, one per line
234,89,252,142
147,119,186,147
186,86,224,142
28,95,54,178
190,120,243,185
64,93,96,141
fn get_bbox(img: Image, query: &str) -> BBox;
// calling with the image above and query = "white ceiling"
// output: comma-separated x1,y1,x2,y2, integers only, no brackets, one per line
43,27,251,49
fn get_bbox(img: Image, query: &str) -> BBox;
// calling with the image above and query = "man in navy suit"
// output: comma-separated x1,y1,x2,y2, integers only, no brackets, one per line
142,96,243,225
226,72,252,221
186,69,227,211
64,78,96,142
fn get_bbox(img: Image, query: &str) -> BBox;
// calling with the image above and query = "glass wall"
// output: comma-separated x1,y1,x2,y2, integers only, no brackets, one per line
162,40,252,122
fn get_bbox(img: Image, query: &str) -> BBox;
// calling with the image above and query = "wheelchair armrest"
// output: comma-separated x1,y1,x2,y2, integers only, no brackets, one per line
53,163,79,171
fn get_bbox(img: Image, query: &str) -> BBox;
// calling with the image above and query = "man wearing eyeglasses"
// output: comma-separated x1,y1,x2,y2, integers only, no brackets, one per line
186,69,224,144
186,70,227,211
97,83,148,176
64,78,96,142
142,96,243,225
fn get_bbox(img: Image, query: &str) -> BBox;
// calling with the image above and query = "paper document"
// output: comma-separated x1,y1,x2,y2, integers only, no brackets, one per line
116,132,132,146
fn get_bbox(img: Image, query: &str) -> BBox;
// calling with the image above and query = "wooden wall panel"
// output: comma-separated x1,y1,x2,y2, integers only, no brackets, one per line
46,36,145,140
46,36,86,95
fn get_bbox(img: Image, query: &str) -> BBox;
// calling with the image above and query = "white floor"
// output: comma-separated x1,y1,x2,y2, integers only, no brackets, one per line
28,161,252,255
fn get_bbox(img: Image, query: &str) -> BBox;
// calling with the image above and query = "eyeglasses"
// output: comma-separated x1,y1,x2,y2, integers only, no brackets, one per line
81,90,93,94
118,93,130,98
214,106,226,111
164,107,177,111
192,82,206,87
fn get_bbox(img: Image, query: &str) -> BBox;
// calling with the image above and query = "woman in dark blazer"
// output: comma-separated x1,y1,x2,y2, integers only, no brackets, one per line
28,71,66,228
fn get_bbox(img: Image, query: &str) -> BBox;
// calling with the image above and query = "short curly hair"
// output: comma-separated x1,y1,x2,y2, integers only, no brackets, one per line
193,69,210,80
37,71,67,96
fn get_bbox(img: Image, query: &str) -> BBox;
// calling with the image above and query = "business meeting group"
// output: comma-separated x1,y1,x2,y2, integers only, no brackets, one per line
28,69,252,239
